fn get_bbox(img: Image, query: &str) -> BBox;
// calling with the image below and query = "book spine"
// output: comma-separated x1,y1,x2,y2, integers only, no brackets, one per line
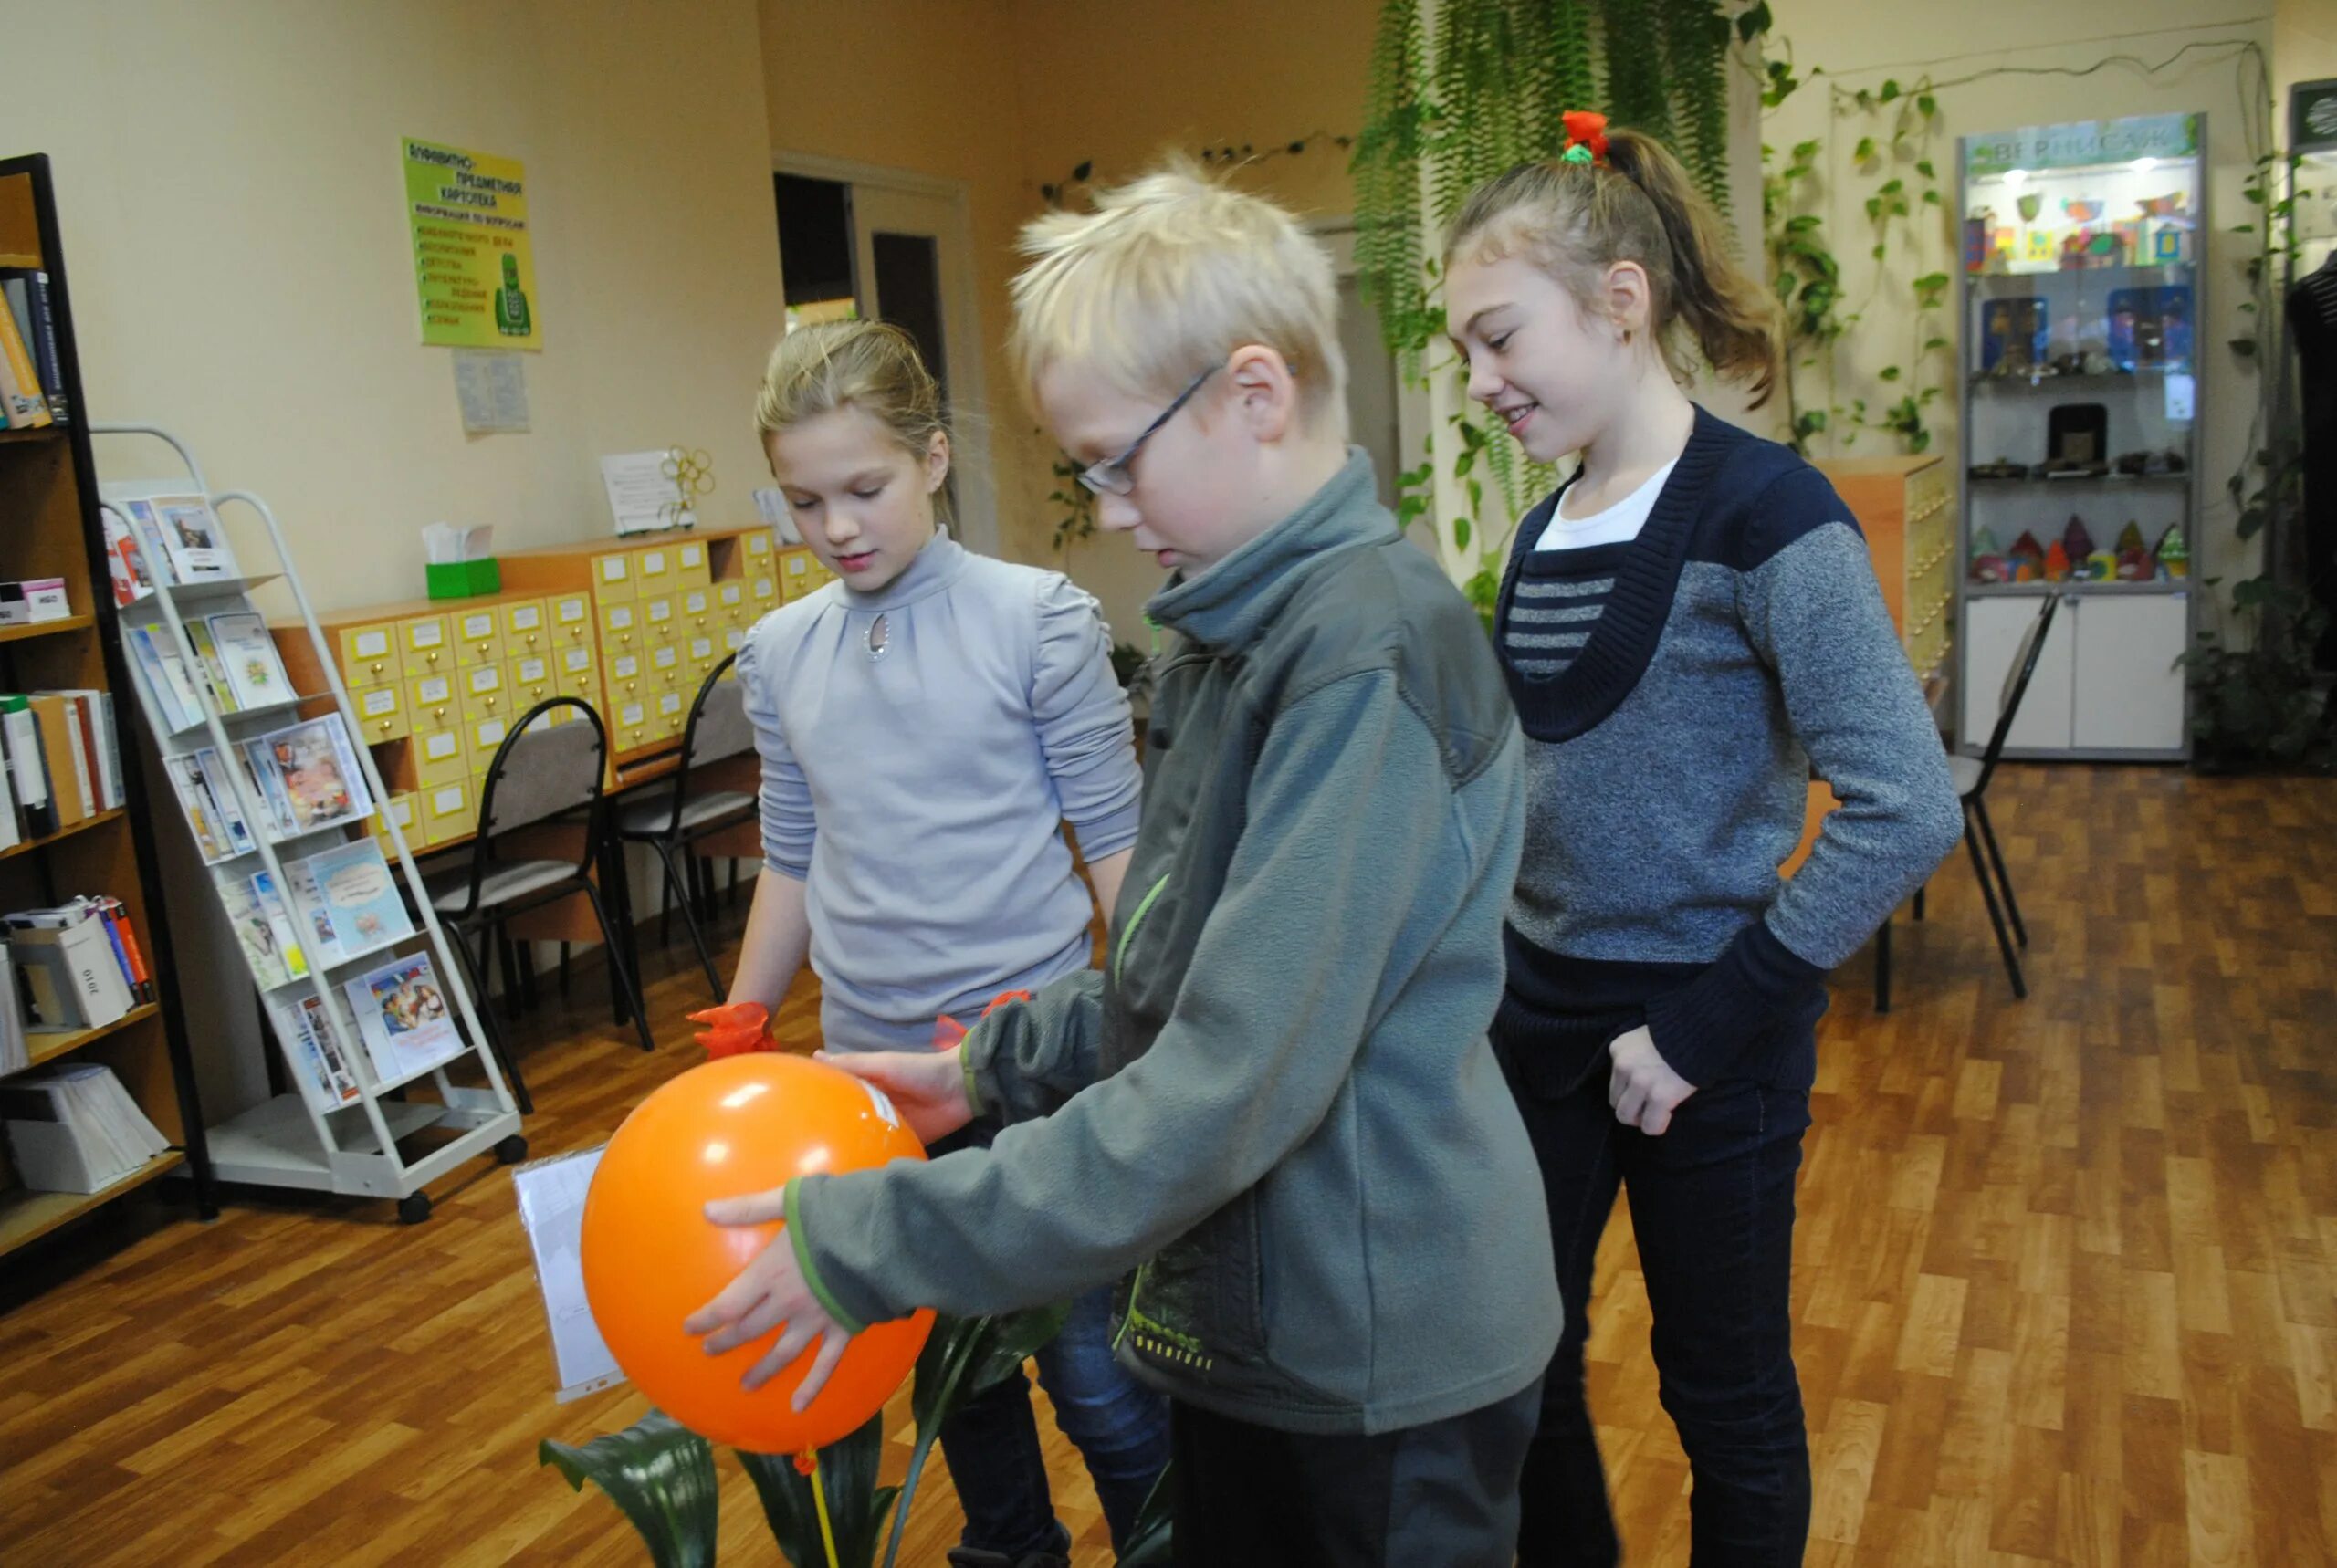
100,899,153,1005
0,291,48,428
93,903,135,998
98,692,123,810
8,706,57,836
24,273,64,423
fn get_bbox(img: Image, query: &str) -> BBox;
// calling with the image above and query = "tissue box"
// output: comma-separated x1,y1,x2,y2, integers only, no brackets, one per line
425,559,501,600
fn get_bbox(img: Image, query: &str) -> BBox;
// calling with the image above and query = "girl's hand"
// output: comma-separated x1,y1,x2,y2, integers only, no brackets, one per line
1608,1026,1696,1136
683,1189,855,1407
815,1046,976,1145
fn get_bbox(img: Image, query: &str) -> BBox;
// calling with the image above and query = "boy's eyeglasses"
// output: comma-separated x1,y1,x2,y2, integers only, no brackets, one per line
1076,366,1219,497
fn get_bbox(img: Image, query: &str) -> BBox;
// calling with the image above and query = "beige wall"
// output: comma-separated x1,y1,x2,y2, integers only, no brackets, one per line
3,0,782,617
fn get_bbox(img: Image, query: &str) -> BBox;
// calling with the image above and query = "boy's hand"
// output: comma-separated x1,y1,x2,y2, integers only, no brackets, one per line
1608,1027,1696,1136
816,1046,976,1145
684,1190,855,1407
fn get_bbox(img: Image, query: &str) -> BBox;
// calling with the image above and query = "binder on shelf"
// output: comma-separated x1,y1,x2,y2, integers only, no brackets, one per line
0,268,66,423
0,696,56,837
0,948,27,1071
0,288,50,430
21,695,86,829
5,913,132,1030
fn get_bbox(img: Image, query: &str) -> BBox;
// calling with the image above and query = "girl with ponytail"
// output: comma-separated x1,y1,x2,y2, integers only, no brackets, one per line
1444,119,1963,1565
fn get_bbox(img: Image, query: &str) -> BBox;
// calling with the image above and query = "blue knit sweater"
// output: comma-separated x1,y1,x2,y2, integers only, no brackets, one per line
1494,407,1964,1092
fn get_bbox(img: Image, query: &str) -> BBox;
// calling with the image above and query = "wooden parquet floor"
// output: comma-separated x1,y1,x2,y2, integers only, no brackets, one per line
1,764,2332,1566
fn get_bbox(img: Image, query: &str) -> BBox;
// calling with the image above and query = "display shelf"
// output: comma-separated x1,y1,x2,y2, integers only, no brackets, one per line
1954,112,2205,762
26,1003,162,1067
0,152,215,1246
0,612,96,643
0,807,125,862
0,1152,184,1257
1965,580,2188,598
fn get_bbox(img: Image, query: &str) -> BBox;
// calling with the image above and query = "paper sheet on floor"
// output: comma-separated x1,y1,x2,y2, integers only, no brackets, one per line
514,1145,624,1402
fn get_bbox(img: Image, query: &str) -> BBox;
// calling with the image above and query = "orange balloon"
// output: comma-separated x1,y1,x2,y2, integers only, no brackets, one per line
580,1052,934,1452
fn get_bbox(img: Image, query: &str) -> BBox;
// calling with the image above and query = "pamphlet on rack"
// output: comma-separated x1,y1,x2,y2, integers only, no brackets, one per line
344,952,464,1087
241,715,372,840
284,840,413,966
262,990,365,1114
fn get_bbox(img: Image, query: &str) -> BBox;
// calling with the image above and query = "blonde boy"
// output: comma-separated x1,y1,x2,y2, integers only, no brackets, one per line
689,165,1559,1564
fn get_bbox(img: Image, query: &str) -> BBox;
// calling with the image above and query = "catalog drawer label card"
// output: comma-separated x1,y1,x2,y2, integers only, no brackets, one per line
469,666,503,695
418,675,453,705
354,629,391,659
424,731,459,762
558,596,588,622
408,620,445,649
362,688,399,717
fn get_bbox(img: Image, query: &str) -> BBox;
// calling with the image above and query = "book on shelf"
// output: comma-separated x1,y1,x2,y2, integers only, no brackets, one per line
0,284,51,431
263,990,364,1114
26,690,120,816
5,694,89,830
0,268,66,423
0,949,25,1071
0,738,18,852
283,840,413,967
344,951,464,1087
0,1063,169,1195
241,715,371,840
0,695,54,838
5,900,138,1031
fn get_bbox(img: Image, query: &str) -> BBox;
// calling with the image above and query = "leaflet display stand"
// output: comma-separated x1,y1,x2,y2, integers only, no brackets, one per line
93,423,522,1222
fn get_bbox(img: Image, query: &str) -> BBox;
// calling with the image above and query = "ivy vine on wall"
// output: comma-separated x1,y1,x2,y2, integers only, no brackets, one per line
1350,0,1753,612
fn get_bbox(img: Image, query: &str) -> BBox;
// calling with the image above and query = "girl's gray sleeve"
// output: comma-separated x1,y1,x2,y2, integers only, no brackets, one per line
736,622,816,880
1029,573,1141,859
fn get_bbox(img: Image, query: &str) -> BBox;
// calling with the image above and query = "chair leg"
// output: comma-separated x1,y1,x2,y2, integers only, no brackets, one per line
449,925,533,1115
597,836,634,1028
1963,808,2027,1000
1913,884,1926,922
497,925,527,1023
653,840,724,999
582,881,656,1053
1874,912,1892,1015
518,940,539,1009
1972,795,2027,948
559,941,571,998
657,855,674,948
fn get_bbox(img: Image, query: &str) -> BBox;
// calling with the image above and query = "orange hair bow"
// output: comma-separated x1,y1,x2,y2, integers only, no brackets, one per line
1560,110,1610,165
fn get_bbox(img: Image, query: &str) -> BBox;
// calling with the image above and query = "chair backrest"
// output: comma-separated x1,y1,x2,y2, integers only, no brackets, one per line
1975,592,2059,795
447,696,607,919
657,654,750,836
686,659,752,770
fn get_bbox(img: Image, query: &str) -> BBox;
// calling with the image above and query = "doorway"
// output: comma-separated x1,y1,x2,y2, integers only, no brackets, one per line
770,155,999,556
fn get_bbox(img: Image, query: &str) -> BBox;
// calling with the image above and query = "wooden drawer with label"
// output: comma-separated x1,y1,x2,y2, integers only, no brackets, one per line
340,622,403,685
466,713,513,770
686,632,719,673
634,544,676,595
610,696,653,753
550,591,593,648
412,725,470,789
750,573,780,614
422,777,476,845
401,612,453,676
408,672,461,733
655,687,688,738
603,649,645,706
508,653,557,713
598,599,642,656
589,549,636,602
641,593,679,644
350,681,409,745
372,792,419,855
676,538,712,585
452,606,506,668
500,597,550,655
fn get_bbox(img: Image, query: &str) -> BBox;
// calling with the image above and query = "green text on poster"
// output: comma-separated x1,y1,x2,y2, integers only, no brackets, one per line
403,138,540,350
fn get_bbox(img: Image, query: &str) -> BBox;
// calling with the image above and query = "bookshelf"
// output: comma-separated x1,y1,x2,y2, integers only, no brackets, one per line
0,153,215,1256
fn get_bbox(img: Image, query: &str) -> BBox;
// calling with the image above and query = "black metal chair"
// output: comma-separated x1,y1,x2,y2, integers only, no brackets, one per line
1876,591,2059,1010
427,698,655,1109
613,654,757,998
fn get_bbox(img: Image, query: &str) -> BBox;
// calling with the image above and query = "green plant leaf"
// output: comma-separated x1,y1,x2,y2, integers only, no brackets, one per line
1878,365,1902,381
1917,93,1937,118
1454,514,1472,552
741,1418,896,1568
540,1412,718,1568
882,1307,1072,1567
2230,338,2258,357
1736,1,1774,44
1880,78,1901,101
1855,136,1877,162
1119,1465,1178,1566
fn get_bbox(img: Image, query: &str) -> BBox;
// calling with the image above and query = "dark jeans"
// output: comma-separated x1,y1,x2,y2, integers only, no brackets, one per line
1501,1051,1813,1567
931,1118,1171,1556
1168,1382,1541,1567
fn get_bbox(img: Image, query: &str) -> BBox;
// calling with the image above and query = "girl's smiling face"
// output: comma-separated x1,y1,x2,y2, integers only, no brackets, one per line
1445,251,1640,463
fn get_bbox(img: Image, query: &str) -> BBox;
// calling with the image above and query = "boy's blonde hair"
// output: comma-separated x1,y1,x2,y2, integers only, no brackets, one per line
1010,161,1348,437
754,319,950,457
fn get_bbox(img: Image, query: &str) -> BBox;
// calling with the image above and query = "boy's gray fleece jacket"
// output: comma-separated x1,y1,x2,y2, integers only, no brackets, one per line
785,451,1562,1435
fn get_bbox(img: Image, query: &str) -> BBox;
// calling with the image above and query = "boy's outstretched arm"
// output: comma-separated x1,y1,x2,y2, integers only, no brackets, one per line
781,666,1483,1333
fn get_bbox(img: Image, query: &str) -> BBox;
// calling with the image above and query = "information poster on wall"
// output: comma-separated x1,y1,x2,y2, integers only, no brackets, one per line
403,138,541,350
